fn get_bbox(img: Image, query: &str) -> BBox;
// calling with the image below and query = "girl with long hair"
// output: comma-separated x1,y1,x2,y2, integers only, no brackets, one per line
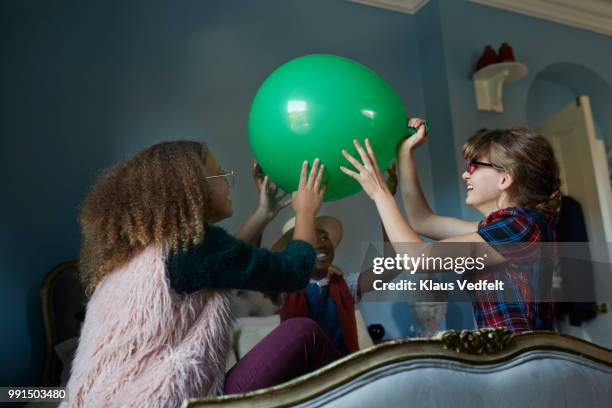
341,119,561,332
63,141,340,407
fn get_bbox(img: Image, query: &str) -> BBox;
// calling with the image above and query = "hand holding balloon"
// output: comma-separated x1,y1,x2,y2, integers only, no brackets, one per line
292,159,326,218
252,161,291,222
257,175,291,222
292,159,326,245
398,118,429,157
251,160,267,191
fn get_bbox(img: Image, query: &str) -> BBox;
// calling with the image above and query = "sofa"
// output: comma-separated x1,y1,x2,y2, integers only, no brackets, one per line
183,329,612,408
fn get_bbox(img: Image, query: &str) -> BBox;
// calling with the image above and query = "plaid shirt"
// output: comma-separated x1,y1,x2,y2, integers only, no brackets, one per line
474,207,557,332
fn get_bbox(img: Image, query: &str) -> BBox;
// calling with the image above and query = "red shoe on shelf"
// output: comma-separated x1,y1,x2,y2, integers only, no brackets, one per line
498,42,516,62
476,45,498,72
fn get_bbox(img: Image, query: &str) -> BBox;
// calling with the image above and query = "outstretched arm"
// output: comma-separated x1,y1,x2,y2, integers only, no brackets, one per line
168,160,327,294
341,139,505,283
397,118,478,240
168,225,315,293
235,175,291,244
341,138,423,244
355,166,404,299
397,119,478,240
236,161,291,245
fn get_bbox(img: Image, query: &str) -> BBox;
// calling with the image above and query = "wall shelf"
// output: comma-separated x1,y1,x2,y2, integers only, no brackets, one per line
473,62,528,112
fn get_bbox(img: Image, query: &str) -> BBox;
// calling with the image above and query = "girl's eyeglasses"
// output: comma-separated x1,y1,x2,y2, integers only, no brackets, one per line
465,159,502,174
205,168,236,188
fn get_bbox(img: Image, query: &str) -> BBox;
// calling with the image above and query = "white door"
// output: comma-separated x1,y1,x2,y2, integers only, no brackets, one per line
538,95,612,347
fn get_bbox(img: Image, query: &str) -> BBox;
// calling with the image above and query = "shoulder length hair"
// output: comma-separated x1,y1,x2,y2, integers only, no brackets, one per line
79,141,212,295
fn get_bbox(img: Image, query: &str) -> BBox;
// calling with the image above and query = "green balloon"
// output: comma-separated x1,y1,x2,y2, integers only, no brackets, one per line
248,54,415,201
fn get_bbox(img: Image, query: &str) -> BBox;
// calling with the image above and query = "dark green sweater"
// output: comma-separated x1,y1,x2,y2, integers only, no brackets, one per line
167,224,315,294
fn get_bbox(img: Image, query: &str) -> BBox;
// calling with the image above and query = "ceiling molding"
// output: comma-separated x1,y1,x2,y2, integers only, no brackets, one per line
469,0,612,37
346,0,430,15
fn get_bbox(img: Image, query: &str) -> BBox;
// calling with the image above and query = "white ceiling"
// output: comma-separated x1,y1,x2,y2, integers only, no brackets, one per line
470,0,612,37
345,0,430,15
345,0,612,36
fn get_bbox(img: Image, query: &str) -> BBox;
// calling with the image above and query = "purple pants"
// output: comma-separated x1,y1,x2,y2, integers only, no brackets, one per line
223,317,341,394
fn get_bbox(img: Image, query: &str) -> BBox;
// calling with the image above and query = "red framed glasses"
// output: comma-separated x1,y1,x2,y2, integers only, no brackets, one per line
465,159,500,174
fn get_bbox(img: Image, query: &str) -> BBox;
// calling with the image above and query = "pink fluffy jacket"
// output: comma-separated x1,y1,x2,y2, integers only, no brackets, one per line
61,244,233,407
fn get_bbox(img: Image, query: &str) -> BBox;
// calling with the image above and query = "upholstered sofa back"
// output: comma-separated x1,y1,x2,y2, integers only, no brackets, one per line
184,329,612,408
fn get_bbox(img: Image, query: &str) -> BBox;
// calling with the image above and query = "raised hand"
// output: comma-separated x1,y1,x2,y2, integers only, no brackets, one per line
257,175,291,221
340,139,390,201
238,161,290,245
252,160,266,192
292,159,326,217
398,117,428,156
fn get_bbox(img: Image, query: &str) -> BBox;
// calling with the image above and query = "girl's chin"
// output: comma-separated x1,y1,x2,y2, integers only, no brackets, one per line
465,197,481,209
465,191,480,205
210,207,233,223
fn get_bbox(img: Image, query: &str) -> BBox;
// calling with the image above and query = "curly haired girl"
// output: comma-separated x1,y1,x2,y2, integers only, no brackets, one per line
63,141,339,407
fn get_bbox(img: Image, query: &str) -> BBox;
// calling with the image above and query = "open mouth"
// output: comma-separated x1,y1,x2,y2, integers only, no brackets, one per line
467,184,474,192
316,251,330,261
